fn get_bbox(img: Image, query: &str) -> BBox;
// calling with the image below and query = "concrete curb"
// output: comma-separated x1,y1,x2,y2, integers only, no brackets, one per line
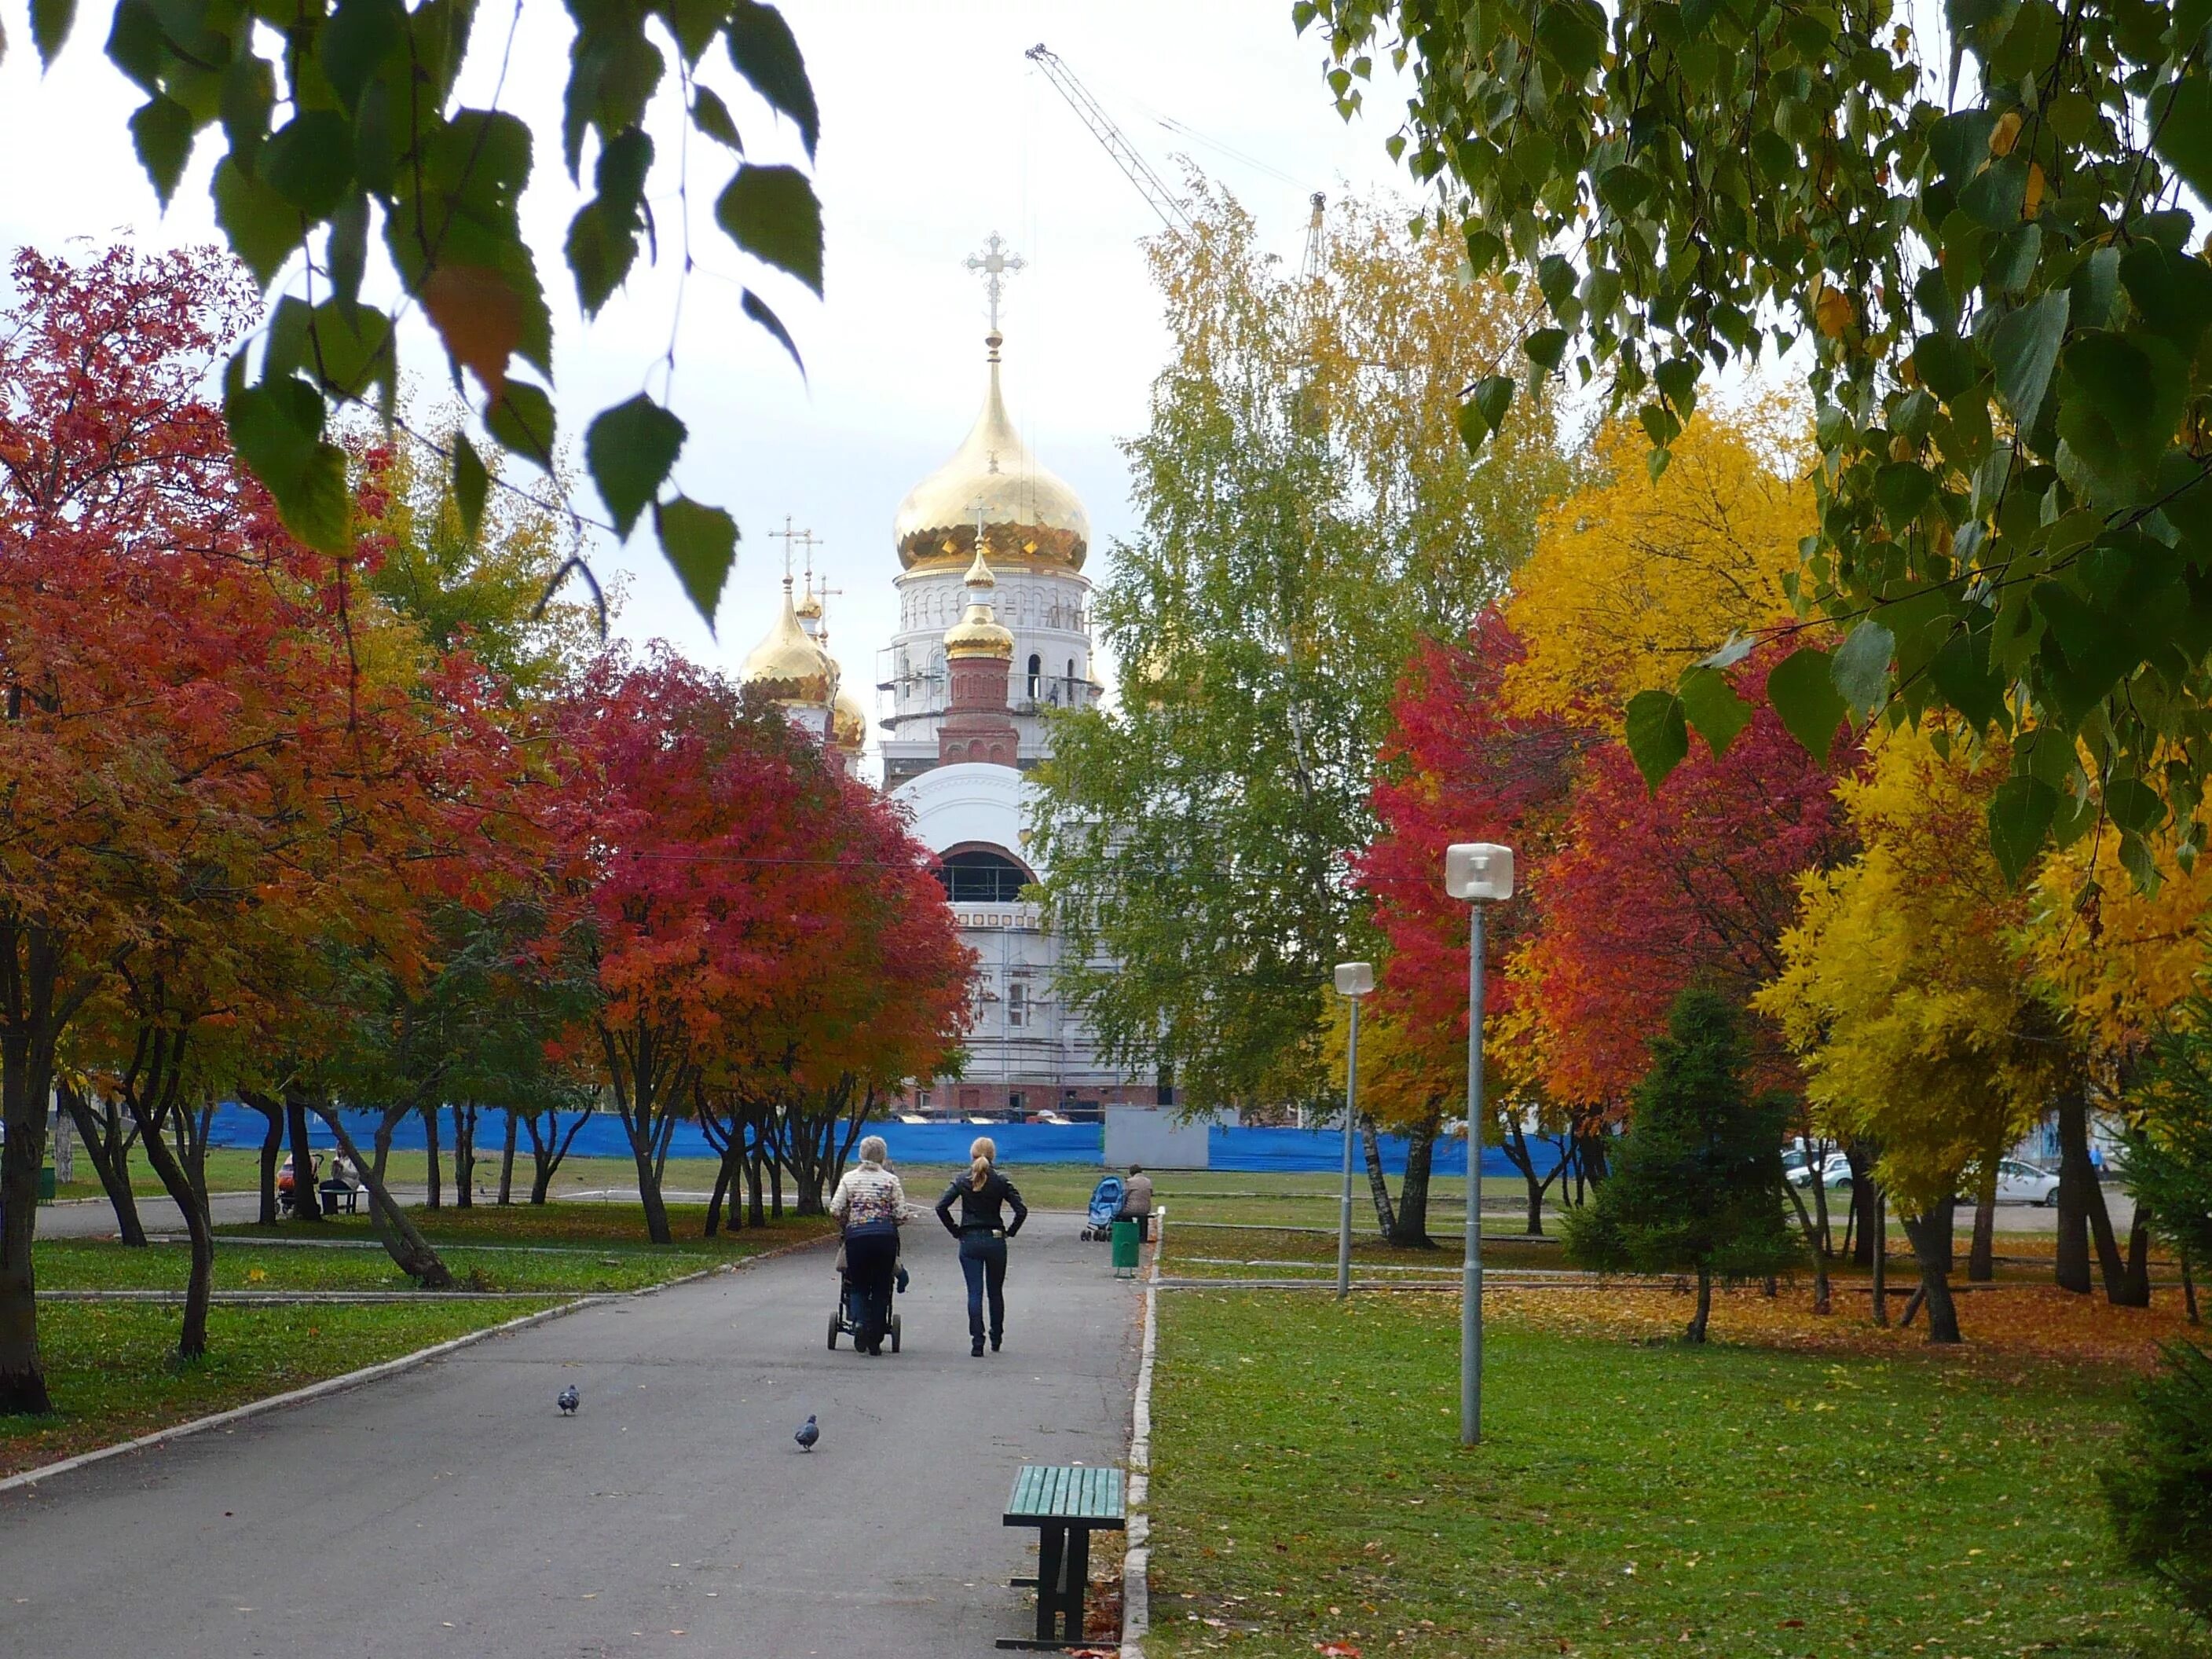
36,1290,569,1305
0,1231,831,1496
1121,1205,1164,1659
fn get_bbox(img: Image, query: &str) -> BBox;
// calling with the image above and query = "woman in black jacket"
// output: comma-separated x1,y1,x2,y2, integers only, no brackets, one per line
935,1137,1028,1357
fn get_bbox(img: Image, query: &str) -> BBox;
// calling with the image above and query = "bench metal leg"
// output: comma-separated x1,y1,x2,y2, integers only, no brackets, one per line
997,1523,1095,1650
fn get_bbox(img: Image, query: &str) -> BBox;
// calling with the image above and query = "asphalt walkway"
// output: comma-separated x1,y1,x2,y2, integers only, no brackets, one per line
0,1211,1141,1657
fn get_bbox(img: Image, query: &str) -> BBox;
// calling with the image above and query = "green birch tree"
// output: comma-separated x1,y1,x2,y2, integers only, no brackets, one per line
1030,185,1567,1126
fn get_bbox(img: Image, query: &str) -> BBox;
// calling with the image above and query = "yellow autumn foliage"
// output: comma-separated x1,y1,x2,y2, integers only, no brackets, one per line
2023,821,2212,1065
1501,403,1812,724
1755,725,2064,1212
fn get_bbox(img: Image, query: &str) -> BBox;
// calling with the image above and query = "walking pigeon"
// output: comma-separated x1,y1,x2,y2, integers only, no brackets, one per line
557,1385,580,1416
795,1414,819,1452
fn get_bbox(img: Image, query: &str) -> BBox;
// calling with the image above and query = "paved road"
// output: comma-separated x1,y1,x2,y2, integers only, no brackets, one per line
1,1213,1141,1657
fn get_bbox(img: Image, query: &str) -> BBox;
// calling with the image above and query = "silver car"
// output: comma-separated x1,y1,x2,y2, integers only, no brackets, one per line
1978,1158,2060,1206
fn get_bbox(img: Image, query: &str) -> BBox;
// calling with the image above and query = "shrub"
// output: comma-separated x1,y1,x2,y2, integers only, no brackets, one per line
1560,986,1800,1341
2101,1340,2212,1621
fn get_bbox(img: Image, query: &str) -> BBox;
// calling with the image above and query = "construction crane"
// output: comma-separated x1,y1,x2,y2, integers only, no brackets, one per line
1299,191,1328,286
1025,43,1194,233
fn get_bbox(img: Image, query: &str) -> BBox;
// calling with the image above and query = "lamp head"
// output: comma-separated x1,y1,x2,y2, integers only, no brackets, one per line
1333,961,1375,998
1444,842,1515,902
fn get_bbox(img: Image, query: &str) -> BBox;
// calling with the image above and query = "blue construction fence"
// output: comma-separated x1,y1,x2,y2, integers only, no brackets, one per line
203,1105,1563,1178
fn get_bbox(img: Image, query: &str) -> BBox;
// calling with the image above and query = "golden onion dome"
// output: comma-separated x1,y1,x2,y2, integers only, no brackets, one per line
793,583,824,625
740,583,836,705
892,331,1090,573
943,551,1015,660
832,682,868,753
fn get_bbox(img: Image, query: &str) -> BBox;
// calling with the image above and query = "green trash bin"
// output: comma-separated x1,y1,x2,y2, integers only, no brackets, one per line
38,1166,57,1202
1111,1218,1140,1277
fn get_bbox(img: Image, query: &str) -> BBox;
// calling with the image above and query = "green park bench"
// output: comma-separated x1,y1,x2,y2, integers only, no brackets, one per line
998,1463,1126,1650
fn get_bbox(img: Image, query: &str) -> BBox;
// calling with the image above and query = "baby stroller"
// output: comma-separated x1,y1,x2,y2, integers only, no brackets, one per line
1079,1174,1126,1242
827,1249,906,1352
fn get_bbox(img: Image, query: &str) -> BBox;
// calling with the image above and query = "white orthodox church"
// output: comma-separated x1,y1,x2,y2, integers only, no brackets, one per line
735,264,1163,1119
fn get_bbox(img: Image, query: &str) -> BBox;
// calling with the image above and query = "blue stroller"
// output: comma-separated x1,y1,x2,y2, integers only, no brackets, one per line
1079,1174,1126,1241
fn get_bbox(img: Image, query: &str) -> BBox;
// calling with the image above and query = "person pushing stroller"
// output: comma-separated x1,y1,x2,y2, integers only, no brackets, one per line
828,1136,913,1357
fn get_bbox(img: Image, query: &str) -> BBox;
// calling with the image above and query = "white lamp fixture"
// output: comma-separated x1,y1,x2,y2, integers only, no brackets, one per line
1444,842,1515,902
1333,961,1375,998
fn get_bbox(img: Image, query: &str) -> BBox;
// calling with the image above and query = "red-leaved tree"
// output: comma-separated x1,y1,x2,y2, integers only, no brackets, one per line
548,652,971,1244
1358,611,1586,1240
1,244,533,1402
1519,653,1856,1110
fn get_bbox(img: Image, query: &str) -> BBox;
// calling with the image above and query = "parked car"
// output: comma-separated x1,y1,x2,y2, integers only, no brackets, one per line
1971,1158,2060,1206
1785,1151,1854,1190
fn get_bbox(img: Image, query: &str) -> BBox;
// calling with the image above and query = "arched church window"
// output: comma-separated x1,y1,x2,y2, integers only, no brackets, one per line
1027,653,1042,699
936,849,1029,903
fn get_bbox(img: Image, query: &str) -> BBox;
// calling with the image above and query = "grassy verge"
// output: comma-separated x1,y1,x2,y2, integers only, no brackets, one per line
1146,1290,2207,1658
214,1200,836,1256
0,1299,563,1479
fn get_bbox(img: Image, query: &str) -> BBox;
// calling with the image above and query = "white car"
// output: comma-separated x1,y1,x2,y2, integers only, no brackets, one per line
1785,1151,1853,1189
1978,1158,2060,1206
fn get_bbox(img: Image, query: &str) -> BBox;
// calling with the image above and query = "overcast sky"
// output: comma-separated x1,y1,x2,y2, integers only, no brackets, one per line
0,2,1416,770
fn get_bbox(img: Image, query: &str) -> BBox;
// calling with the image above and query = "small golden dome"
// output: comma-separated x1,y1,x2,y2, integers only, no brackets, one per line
832,683,868,753
892,333,1090,572
943,549,1014,660
740,584,836,705
794,583,824,624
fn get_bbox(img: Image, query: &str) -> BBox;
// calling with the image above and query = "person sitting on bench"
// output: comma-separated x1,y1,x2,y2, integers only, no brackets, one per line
1115,1164,1155,1242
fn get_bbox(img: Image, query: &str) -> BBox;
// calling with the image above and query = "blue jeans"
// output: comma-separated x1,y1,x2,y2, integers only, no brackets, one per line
958,1232,1008,1344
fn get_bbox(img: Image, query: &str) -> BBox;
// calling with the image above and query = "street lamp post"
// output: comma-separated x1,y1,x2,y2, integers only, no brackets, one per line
1443,842,1514,1446
1332,961,1375,1301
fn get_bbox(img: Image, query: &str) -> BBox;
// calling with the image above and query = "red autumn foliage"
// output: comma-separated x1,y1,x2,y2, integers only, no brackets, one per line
1357,611,1583,1094
1518,652,1857,1108
546,651,971,1241
0,244,529,1407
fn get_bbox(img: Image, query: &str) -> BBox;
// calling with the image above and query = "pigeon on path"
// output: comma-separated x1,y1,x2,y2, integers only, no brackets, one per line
558,1385,580,1416
795,1414,819,1452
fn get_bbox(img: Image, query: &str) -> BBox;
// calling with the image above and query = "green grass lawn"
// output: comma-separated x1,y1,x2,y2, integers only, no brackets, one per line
34,1212,826,1295
1146,1290,2207,1659
4,1202,835,1481
0,1299,564,1478
213,1199,835,1256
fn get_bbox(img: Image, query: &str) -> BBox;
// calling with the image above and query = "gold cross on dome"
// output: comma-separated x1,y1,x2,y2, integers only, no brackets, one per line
767,516,817,584
964,233,1026,333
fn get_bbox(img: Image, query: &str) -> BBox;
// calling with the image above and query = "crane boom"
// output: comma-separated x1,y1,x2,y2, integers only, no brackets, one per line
1025,43,1193,232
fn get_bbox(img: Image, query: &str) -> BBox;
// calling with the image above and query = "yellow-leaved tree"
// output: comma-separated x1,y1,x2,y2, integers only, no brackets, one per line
1501,402,1811,725
1756,724,2067,1342
2021,825,2212,1303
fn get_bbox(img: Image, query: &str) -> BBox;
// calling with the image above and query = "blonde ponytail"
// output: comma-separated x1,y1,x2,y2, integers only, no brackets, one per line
969,1137,997,1192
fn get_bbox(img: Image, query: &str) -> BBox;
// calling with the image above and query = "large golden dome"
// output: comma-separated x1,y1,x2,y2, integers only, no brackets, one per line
893,332,1090,573
740,582,836,705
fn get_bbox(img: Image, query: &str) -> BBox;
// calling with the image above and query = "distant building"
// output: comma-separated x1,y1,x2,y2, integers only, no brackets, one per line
733,266,1162,1120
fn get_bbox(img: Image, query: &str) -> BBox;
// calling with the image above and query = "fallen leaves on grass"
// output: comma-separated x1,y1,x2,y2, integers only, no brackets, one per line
1470,1281,2195,1369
